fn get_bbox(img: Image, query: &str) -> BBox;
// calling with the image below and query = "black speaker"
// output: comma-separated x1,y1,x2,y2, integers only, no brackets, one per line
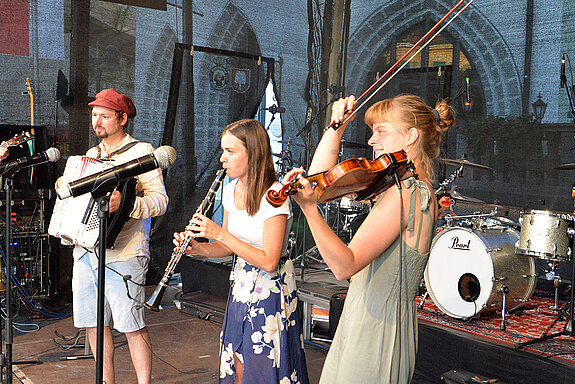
180,257,232,298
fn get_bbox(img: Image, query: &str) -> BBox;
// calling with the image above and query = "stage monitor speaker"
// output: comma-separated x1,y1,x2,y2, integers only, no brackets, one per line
329,292,346,338
0,124,51,189
180,257,231,298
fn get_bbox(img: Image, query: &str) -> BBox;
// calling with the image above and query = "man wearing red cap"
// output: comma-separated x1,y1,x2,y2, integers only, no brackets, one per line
59,89,168,384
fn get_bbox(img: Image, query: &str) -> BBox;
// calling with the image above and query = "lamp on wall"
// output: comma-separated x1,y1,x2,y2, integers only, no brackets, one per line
532,93,547,122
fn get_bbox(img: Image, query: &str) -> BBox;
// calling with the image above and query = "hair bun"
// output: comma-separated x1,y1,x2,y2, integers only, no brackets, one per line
434,101,455,133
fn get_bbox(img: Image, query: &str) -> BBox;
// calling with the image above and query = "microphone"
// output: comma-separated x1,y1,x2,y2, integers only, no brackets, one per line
465,76,471,108
561,54,566,88
0,147,61,175
57,146,177,199
265,105,286,114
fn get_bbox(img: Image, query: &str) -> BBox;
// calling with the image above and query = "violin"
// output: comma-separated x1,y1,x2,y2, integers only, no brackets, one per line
267,150,413,207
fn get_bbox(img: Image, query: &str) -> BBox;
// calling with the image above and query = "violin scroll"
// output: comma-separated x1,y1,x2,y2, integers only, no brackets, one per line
267,179,304,208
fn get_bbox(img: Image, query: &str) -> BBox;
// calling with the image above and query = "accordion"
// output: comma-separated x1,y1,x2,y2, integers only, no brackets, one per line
48,156,136,249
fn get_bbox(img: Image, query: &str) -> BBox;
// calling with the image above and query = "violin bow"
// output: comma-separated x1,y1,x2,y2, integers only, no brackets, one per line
328,0,475,130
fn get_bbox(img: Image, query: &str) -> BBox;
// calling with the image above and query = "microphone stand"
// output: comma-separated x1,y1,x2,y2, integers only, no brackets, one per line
88,180,118,384
1,173,15,384
561,66,575,119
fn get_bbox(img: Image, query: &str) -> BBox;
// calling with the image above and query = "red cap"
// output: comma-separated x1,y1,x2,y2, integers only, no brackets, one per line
88,88,136,118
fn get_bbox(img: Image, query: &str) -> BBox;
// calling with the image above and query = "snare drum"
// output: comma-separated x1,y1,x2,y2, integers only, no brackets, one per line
516,210,573,262
424,227,536,319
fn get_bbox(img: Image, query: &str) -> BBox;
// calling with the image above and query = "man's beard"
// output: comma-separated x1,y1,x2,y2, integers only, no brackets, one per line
94,127,108,138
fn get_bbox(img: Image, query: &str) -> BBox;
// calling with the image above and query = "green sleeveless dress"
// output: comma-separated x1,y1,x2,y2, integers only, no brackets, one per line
319,177,433,384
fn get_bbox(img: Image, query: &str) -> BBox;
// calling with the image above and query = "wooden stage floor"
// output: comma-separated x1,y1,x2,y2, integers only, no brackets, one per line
7,298,327,384
6,262,575,383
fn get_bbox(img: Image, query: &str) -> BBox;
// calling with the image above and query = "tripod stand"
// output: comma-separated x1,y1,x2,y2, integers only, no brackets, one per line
514,234,575,349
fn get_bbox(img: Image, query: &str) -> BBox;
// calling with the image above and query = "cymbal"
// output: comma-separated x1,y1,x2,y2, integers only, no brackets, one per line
438,158,494,172
555,163,575,170
341,139,370,149
446,189,485,203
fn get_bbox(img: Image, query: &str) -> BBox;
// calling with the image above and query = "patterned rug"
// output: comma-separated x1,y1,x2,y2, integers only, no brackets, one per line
416,291,575,365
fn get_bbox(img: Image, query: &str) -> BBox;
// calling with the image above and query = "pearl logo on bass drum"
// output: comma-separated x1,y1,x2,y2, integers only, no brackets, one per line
449,236,471,250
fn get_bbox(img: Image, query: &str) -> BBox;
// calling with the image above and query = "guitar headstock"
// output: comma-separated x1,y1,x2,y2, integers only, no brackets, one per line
26,78,32,96
3,132,34,148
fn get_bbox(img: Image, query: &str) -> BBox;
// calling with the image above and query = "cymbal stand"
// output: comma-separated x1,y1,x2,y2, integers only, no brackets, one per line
514,229,575,349
435,163,465,195
274,150,294,180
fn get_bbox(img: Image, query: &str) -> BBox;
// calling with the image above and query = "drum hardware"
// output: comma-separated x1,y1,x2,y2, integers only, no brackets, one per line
418,291,429,309
436,155,493,196
444,211,507,231
274,137,305,148
514,219,575,350
542,261,563,311
492,216,521,227
447,189,485,204
499,285,510,330
292,245,330,276
273,149,300,179
322,198,368,244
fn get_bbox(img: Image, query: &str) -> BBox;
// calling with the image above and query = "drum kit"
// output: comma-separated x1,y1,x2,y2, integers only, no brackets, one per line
422,155,575,339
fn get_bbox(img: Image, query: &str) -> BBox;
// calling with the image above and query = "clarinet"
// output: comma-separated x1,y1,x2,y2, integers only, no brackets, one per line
144,168,227,311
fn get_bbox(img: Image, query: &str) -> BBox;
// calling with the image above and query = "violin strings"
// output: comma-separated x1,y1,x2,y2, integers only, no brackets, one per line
337,0,476,128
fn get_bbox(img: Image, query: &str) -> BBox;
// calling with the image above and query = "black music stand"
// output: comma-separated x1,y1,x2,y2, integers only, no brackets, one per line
514,233,575,349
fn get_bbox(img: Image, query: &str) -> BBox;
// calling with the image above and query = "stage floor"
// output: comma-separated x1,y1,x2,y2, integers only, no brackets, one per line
6,295,327,384
6,263,575,383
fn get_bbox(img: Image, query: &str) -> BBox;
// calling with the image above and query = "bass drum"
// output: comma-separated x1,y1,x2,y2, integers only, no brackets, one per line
424,227,536,319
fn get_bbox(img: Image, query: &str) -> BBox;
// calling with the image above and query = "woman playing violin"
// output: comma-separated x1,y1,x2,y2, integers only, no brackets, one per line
283,94,454,383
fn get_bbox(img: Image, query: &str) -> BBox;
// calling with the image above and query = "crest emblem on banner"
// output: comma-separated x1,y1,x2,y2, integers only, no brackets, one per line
231,68,250,93
209,65,228,90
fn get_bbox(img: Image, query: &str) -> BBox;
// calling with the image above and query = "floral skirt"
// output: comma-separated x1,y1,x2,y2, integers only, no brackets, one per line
220,257,309,384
